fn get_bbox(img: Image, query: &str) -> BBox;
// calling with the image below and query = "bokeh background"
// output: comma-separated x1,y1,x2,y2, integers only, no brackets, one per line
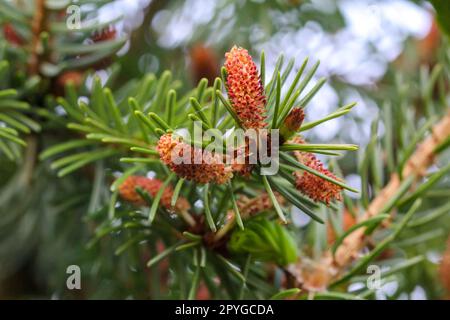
101,0,437,201
1,0,447,300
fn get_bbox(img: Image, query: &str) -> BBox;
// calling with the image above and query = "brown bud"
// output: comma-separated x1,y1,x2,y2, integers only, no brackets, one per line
54,71,84,96
291,136,343,205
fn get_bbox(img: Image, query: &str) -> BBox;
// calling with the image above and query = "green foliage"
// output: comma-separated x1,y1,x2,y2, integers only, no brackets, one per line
229,218,298,266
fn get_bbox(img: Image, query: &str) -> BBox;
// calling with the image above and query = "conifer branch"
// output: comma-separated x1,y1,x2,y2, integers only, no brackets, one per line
293,109,450,290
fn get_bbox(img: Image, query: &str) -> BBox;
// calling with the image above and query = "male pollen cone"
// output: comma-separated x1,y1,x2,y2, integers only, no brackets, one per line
417,18,440,65
291,137,343,204
224,46,267,129
157,133,233,185
118,175,190,212
237,192,285,218
326,210,356,245
3,23,23,46
91,26,117,42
